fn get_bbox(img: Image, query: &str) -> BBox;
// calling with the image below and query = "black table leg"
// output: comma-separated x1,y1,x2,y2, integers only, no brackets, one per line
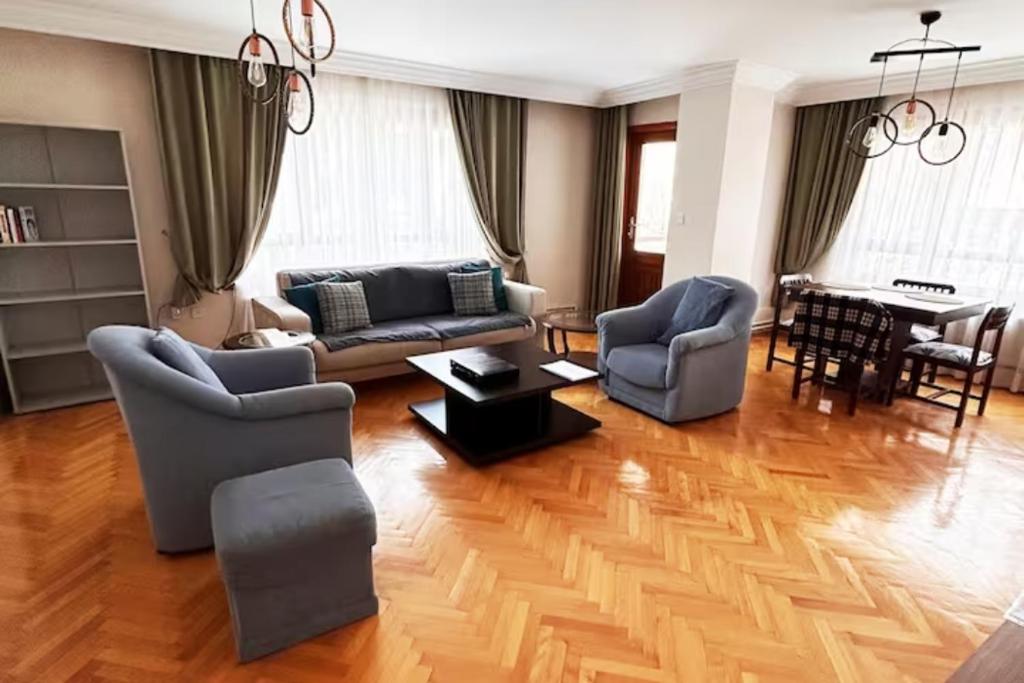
560,329,569,357
546,326,556,353
878,320,912,403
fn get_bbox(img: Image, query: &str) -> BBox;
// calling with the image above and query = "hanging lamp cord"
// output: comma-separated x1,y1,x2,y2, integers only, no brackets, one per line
943,53,964,120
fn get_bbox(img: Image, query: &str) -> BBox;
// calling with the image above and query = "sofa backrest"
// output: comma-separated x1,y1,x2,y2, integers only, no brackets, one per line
278,259,490,323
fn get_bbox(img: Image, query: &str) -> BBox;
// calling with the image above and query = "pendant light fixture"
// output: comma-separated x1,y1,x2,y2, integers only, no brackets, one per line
237,0,281,106
285,50,315,136
235,0,335,133
845,11,980,166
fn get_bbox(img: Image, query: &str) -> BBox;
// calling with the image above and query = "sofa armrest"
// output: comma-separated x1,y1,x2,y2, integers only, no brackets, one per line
505,281,547,317
238,382,356,421
253,295,311,332
206,346,316,394
597,305,661,358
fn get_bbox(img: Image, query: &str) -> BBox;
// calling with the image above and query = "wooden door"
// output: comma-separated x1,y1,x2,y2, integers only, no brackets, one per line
617,122,677,307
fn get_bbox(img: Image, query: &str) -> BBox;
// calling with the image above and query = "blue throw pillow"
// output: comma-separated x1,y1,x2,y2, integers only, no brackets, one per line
283,275,340,334
657,277,734,346
150,327,226,391
460,263,508,311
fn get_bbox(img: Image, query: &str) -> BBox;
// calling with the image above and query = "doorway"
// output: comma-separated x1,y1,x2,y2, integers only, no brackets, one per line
617,122,677,307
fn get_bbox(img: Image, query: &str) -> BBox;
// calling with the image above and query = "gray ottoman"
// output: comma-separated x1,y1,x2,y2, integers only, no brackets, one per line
211,458,378,662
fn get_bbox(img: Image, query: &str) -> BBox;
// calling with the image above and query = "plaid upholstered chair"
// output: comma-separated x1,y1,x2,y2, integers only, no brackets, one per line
788,290,893,415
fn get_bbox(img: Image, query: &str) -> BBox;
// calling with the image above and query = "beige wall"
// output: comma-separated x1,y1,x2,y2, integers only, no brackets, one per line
524,101,596,310
628,96,679,126
0,28,235,346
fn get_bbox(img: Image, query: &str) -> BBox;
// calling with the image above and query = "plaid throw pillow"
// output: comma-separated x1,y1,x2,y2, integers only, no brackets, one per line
316,281,372,334
447,271,497,316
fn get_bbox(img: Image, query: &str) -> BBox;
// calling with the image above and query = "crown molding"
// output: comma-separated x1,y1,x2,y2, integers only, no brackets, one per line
0,1,603,106
785,56,1024,106
598,60,798,107
2,2,1022,110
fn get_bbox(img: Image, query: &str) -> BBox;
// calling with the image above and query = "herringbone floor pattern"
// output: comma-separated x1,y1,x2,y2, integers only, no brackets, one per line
2,336,1023,682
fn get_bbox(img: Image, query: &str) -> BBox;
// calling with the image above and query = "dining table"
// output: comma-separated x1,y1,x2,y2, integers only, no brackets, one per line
794,282,991,401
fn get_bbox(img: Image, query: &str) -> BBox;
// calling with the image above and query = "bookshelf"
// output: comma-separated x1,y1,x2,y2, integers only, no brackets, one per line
0,123,151,414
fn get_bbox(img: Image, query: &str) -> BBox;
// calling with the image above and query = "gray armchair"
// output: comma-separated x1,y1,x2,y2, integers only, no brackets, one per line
88,325,355,553
597,276,757,423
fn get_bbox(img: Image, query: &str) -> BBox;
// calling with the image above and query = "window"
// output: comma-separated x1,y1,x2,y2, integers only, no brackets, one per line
825,81,1024,390
239,74,485,296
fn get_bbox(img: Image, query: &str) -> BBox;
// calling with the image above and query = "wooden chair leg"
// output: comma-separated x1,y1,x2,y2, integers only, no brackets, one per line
955,369,975,429
812,355,826,386
909,359,925,396
847,364,864,416
979,365,997,416
887,355,904,406
926,363,938,384
792,350,805,400
767,324,779,372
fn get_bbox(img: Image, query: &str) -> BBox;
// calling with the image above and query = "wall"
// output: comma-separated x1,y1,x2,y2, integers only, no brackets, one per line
0,28,236,346
628,96,679,126
750,102,795,322
523,101,596,310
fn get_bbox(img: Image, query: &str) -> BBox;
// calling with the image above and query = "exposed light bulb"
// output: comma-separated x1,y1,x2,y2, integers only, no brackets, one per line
287,73,308,123
246,36,267,88
300,0,315,52
861,114,880,148
902,99,919,136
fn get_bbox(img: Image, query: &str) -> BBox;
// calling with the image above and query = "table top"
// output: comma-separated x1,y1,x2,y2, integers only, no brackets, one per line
223,328,316,350
799,283,990,326
542,309,600,333
406,342,596,405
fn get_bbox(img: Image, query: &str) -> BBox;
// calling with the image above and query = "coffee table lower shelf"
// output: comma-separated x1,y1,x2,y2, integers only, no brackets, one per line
409,396,600,464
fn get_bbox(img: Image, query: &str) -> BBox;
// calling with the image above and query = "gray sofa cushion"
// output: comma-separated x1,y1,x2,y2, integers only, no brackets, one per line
317,281,372,334
606,343,669,389
448,270,498,315
420,312,532,339
318,320,440,352
283,259,489,324
150,327,227,391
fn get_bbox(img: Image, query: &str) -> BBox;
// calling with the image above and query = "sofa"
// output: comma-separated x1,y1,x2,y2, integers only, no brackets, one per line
88,325,355,553
597,276,757,423
253,259,547,382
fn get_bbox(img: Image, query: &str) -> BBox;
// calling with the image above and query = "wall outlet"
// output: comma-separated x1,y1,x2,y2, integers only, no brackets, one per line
170,307,183,320
190,306,204,319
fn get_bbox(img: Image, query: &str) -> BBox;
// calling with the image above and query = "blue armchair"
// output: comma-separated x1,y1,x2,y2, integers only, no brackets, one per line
597,276,757,422
88,326,355,553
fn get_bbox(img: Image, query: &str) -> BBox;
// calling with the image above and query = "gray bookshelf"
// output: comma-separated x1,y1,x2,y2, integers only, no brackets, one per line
0,123,151,414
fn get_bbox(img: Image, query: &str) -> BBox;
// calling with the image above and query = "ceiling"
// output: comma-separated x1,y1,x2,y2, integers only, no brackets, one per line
2,0,1023,105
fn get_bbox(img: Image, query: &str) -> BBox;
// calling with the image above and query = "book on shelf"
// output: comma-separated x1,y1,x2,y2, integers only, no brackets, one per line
0,205,39,243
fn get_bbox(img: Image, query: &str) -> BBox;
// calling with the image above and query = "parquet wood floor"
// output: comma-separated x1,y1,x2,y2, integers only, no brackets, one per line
2,335,1023,682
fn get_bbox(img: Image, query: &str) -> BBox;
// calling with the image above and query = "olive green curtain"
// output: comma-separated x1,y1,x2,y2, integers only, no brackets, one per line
773,97,879,275
150,49,288,306
587,106,628,312
447,90,528,282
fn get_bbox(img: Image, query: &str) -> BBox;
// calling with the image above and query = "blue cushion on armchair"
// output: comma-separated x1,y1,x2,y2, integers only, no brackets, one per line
657,276,734,345
150,327,226,391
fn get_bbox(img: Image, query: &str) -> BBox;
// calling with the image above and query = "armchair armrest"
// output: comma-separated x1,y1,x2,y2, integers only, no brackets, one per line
238,382,356,421
505,281,547,317
667,323,736,356
597,305,661,355
206,346,316,394
253,295,311,332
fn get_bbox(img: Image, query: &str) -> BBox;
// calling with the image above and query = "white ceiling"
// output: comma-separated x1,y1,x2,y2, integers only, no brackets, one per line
2,0,1023,105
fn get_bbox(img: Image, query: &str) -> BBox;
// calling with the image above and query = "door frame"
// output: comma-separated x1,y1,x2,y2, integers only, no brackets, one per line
618,121,677,307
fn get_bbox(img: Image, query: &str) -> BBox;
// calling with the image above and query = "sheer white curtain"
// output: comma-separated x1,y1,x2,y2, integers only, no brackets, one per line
239,73,485,296
826,81,1024,391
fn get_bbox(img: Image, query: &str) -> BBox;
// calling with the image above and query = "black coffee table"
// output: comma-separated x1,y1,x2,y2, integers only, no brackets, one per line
406,342,601,464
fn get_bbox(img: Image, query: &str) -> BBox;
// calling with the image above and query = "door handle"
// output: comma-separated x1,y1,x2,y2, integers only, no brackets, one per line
627,217,636,241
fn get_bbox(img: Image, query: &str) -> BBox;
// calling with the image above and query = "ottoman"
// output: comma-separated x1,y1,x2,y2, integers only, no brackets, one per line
211,458,378,662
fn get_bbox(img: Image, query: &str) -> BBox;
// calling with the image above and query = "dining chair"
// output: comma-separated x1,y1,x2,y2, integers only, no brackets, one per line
887,304,1014,428
766,273,814,371
788,290,893,416
893,278,958,384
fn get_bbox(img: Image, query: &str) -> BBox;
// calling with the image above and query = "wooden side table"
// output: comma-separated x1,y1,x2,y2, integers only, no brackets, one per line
223,328,316,350
541,310,599,370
